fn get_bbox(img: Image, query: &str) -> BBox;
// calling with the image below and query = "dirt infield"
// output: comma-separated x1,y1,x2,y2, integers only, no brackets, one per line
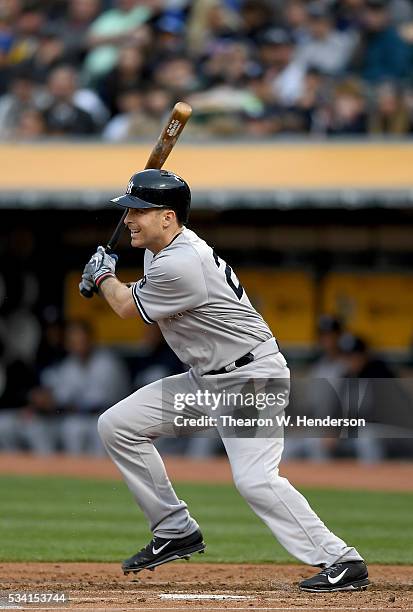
1,562,412,611
1,454,412,611
1,453,413,491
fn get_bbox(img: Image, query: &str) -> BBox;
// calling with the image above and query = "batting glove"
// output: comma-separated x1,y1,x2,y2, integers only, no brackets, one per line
79,272,96,297
82,246,118,290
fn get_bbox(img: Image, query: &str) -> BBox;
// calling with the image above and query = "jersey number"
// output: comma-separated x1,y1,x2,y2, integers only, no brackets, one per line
213,250,244,300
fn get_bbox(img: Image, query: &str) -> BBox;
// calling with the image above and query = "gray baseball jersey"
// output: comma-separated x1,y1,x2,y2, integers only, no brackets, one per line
131,228,273,374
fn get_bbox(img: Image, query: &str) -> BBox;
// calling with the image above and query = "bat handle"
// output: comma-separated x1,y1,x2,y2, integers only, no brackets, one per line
81,208,126,300
106,209,128,253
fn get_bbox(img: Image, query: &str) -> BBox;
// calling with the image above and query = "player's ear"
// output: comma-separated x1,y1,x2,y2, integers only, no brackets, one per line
162,209,176,227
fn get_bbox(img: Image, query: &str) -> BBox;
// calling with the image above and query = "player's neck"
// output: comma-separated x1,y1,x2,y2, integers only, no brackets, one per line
149,227,183,255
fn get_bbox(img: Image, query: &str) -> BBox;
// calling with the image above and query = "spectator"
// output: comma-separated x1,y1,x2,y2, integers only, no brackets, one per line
104,84,178,141
9,4,45,66
312,315,347,379
143,86,173,120
54,0,101,64
239,0,275,44
0,67,44,139
97,43,146,115
294,1,358,75
245,67,275,107
307,314,347,425
42,65,97,135
186,0,240,57
324,77,368,135
353,0,412,83
21,24,69,84
84,0,155,83
40,319,130,455
200,40,255,88
295,66,329,133
245,29,322,134
257,28,306,106
188,42,261,120
339,333,395,378
152,12,187,60
369,81,411,134
282,0,310,44
40,62,109,127
337,333,397,462
284,315,347,461
14,107,46,139
18,384,59,454
102,87,146,141
152,54,199,98
333,0,365,32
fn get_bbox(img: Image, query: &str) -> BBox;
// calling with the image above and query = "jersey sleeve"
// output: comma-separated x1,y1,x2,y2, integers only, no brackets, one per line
132,251,208,324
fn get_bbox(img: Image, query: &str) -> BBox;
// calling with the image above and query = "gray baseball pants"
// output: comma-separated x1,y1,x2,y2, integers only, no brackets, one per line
98,338,363,566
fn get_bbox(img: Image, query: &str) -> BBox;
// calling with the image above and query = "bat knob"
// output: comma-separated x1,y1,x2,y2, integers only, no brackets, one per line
80,288,94,299
80,285,96,299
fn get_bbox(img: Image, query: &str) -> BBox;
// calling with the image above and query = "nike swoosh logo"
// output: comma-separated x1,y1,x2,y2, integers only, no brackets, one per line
328,568,349,584
152,540,172,555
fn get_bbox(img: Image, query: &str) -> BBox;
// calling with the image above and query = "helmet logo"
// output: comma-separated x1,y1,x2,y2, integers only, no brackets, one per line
126,179,134,194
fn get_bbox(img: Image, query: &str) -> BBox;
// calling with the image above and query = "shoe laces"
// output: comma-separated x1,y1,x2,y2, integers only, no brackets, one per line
140,536,160,554
319,563,343,577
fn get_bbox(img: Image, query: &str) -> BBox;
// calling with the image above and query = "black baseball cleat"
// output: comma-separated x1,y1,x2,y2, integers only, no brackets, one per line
122,529,206,575
299,560,369,592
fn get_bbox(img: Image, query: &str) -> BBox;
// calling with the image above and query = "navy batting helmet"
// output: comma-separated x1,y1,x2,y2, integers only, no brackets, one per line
110,169,191,224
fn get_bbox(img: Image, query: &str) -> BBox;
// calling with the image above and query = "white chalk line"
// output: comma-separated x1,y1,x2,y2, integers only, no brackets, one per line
161,593,252,600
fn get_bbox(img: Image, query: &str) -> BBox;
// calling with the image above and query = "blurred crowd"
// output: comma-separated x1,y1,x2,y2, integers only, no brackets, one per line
2,0,413,140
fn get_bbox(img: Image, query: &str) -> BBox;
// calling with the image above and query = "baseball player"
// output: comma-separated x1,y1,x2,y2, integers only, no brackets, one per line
79,169,369,592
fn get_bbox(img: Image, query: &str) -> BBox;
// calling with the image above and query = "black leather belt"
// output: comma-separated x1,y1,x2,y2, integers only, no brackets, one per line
205,351,255,376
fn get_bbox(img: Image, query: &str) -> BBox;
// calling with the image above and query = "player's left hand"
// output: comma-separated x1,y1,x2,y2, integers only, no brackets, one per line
82,246,119,290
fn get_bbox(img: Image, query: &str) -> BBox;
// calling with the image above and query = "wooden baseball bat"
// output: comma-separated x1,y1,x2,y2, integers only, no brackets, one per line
81,102,192,298
106,101,192,252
